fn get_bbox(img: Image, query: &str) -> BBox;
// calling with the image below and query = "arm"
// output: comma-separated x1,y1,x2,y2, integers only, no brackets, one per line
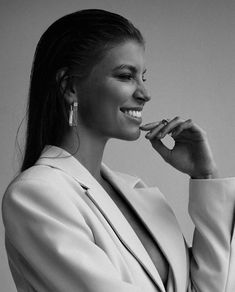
2,178,142,292
140,117,235,291
188,178,235,292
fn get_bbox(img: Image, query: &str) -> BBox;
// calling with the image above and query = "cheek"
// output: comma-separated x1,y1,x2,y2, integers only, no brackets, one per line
79,88,119,127
81,81,130,121
79,79,139,140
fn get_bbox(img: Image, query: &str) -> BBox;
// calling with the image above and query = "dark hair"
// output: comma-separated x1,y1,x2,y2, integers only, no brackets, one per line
21,9,144,172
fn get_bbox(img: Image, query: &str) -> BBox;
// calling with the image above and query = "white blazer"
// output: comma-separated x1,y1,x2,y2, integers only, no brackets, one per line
2,145,235,292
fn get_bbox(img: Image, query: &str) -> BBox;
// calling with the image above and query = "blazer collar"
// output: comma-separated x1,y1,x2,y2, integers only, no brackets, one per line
36,145,186,291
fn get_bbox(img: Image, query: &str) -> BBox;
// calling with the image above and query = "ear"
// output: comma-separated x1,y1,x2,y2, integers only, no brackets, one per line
56,68,78,104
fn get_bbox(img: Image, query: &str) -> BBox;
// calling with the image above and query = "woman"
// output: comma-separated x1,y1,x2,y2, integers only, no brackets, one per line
2,9,235,292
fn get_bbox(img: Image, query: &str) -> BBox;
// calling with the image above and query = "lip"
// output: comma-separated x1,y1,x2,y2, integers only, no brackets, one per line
120,106,143,112
124,114,142,124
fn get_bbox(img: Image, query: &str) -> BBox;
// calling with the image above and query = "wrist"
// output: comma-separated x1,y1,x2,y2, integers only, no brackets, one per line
191,167,219,180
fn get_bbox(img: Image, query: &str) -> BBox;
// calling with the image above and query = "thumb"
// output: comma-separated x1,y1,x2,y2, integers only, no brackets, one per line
150,139,171,162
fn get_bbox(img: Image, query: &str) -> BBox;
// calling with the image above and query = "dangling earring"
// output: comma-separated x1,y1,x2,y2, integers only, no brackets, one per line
69,101,78,127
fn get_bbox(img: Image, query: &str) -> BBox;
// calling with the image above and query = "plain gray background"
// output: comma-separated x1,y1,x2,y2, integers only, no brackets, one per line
1,0,234,290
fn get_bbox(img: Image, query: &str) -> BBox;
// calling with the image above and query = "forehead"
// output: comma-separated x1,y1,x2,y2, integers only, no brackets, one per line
92,41,146,73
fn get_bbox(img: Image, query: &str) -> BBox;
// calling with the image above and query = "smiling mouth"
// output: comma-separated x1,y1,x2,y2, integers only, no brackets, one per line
120,108,142,119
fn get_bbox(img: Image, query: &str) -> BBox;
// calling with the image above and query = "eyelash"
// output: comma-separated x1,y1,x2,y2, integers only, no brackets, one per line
118,74,147,82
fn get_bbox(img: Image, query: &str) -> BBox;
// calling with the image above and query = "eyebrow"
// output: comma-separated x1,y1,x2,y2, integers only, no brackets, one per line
112,64,147,74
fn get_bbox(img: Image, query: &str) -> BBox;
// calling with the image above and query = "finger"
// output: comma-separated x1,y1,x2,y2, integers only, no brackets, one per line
172,120,207,141
147,116,182,140
150,139,171,162
139,121,161,131
171,119,193,138
158,116,185,138
145,122,167,139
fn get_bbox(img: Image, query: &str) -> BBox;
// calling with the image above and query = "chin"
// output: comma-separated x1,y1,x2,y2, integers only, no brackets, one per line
120,129,141,141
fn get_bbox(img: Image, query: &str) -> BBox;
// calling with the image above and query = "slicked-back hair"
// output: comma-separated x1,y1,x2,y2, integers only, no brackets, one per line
21,9,144,171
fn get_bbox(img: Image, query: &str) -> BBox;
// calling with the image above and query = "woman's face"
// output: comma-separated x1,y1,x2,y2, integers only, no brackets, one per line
76,41,151,141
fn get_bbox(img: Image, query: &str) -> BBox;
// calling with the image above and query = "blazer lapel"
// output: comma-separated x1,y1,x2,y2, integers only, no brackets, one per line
85,188,165,292
102,164,188,292
36,146,165,292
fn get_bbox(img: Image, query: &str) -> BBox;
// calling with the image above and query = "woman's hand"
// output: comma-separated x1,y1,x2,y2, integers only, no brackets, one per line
140,117,218,179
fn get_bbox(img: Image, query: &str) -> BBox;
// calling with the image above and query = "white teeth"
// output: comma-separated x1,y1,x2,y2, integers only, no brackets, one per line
124,110,142,118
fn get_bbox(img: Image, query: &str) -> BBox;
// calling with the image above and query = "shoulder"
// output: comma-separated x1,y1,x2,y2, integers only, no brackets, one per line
2,166,58,204
4,163,78,194
2,164,84,222
2,166,93,251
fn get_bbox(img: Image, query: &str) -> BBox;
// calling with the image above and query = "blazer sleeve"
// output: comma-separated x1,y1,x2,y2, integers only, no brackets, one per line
2,178,142,292
188,178,235,292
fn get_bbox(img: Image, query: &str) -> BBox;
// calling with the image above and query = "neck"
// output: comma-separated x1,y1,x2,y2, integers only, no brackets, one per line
60,127,108,183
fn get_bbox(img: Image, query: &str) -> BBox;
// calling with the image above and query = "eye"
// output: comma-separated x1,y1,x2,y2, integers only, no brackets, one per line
118,74,133,81
117,73,147,82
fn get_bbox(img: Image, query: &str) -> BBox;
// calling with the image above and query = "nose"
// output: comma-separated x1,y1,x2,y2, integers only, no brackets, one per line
133,83,151,103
